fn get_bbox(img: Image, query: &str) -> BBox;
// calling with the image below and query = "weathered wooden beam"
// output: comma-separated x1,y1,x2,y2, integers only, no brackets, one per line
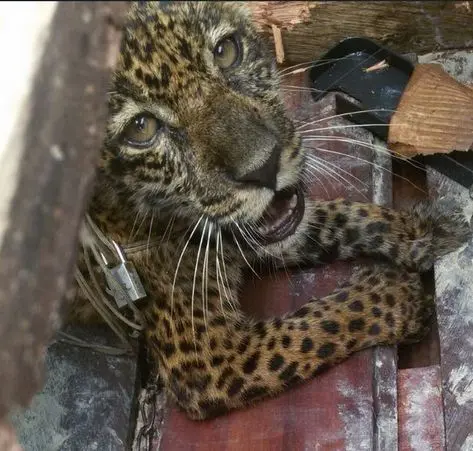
423,49,473,451
428,169,473,451
398,366,445,451
0,1,128,419
371,137,398,451
247,1,473,66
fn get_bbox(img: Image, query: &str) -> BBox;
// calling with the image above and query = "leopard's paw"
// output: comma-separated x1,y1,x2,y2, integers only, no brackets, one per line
406,199,472,271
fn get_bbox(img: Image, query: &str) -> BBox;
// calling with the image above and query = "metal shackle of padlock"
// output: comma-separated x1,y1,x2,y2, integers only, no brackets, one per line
100,241,147,309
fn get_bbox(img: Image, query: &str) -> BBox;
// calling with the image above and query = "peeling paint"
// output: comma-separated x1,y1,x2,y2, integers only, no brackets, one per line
372,347,397,451
428,166,473,448
461,433,473,451
403,374,442,451
337,379,373,451
434,178,473,324
432,177,473,410
447,364,473,407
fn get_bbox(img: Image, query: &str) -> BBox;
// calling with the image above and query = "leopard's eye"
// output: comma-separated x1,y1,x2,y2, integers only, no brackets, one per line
122,114,160,148
213,35,241,69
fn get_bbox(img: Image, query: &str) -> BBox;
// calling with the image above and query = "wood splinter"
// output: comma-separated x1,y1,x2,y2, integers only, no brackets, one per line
364,59,389,73
271,24,285,65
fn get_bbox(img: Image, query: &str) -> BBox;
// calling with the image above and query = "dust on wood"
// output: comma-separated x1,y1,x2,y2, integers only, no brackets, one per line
371,137,398,451
428,170,473,451
423,49,473,450
398,366,445,451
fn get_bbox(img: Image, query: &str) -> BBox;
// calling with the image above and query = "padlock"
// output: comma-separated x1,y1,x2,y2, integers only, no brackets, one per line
100,241,147,309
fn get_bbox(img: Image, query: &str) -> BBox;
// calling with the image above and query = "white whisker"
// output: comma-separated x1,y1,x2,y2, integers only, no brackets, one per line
171,215,204,317
280,85,328,94
306,158,369,200
191,218,208,347
300,169,330,198
128,210,142,242
307,154,369,188
299,123,406,134
146,211,155,263
159,213,177,249
202,222,213,333
296,109,398,130
233,220,279,260
301,134,426,170
129,210,148,242
303,143,426,193
277,56,354,77
218,230,237,312
305,164,338,194
232,230,260,278
215,228,227,317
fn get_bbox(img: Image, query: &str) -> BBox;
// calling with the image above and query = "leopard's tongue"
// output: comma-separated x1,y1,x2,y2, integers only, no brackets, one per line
255,186,305,245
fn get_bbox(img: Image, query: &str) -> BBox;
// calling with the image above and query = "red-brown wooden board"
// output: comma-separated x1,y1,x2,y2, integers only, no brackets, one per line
398,365,445,451
371,135,399,451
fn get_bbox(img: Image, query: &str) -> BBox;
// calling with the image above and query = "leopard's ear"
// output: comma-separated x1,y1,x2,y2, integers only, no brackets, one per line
222,1,252,18
127,1,162,17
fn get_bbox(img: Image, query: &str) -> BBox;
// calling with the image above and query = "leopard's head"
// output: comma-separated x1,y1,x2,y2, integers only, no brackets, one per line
102,1,306,246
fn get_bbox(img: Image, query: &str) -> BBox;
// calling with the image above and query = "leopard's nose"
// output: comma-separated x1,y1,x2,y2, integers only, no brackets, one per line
231,145,281,191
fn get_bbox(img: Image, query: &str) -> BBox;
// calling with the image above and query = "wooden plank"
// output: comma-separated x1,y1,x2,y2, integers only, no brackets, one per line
371,137,398,451
428,171,473,451
398,365,445,451
0,1,128,419
156,71,390,450
424,49,473,451
247,1,473,65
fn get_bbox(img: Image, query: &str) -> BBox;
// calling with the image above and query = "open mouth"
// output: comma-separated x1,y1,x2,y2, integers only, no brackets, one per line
254,185,305,245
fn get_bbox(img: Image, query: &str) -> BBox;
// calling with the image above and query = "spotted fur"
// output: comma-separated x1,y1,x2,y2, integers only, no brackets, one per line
69,2,471,420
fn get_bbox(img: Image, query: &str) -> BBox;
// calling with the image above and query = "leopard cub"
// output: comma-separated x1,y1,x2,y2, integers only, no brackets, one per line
70,2,471,420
